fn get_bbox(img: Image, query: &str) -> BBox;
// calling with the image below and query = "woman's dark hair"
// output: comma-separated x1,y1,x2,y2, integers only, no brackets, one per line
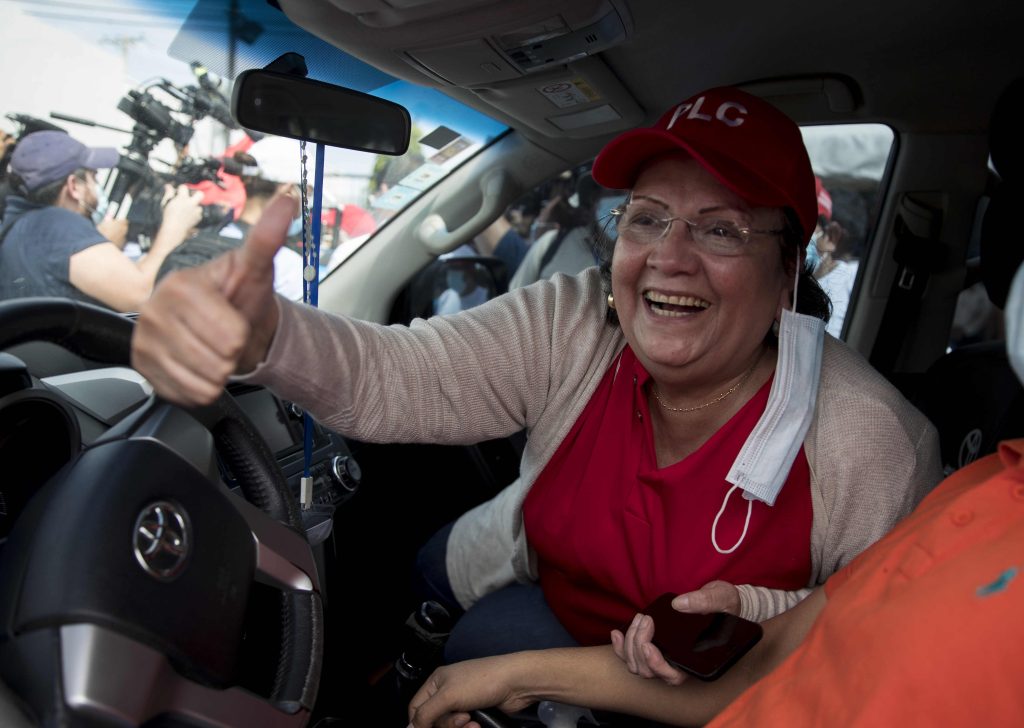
242,175,280,198
596,205,831,333
781,207,832,323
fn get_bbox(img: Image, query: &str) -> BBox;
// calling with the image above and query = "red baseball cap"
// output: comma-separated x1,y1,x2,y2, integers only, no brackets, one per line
815,176,833,221
591,86,817,240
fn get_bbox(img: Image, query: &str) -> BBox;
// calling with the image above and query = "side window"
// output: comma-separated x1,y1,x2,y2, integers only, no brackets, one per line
801,124,895,339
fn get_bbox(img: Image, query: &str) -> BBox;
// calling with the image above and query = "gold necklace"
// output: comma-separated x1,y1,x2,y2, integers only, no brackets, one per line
650,355,761,413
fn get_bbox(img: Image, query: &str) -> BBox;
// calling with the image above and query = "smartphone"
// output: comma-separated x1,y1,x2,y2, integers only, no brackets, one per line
639,592,763,681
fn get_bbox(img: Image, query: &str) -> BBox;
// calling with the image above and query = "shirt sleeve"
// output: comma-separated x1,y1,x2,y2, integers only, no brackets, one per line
493,228,529,274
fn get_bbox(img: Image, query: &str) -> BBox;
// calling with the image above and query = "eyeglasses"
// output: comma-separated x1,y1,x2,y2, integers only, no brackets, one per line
608,202,785,256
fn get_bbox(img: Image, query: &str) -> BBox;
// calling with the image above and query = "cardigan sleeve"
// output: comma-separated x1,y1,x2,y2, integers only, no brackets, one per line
736,585,813,622
734,338,941,622
805,338,943,585
242,274,601,445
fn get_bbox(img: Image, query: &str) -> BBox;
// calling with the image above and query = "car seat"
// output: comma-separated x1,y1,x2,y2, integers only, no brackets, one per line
912,78,1024,474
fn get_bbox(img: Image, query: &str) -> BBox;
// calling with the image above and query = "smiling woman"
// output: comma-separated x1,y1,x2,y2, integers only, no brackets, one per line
130,86,943,680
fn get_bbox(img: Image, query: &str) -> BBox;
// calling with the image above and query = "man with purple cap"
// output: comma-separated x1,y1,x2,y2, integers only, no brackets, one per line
0,130,202,311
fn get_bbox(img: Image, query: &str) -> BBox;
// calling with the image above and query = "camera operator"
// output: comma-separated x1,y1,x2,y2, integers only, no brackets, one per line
0,130,202,312
158,135,304,300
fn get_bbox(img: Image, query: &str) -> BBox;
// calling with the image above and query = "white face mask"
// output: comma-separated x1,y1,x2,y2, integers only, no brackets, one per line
714,264,826,554
1006,262,1024,383
81,177,109,225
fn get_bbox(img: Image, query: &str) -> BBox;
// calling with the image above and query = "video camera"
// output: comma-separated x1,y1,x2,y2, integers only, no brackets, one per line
117,88,195,151
32,63,241,247
105,67,241,246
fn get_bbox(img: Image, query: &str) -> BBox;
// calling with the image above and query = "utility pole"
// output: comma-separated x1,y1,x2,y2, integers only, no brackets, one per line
100,34,144,66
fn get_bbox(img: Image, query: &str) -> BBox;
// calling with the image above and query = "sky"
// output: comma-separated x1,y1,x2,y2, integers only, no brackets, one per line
0,1,215,157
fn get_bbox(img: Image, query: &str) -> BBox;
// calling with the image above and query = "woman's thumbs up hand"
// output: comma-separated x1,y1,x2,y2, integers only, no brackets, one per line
132,189,299,406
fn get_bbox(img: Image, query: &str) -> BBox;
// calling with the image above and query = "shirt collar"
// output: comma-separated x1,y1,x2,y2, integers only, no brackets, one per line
620,346,652,389
998,438,1024,468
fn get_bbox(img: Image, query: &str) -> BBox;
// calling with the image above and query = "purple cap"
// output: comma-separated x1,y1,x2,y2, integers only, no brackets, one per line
10,130,119,193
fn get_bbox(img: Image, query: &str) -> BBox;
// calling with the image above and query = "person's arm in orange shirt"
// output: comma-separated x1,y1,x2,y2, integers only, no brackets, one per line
407,589,827,728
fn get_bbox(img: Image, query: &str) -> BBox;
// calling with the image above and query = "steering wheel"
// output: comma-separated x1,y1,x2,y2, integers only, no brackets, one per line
0,299,322,727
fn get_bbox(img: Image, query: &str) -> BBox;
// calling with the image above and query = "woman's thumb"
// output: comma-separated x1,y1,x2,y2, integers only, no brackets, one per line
241,190,299,275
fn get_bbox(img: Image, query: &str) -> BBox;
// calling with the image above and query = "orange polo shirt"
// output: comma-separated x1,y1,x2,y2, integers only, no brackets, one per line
710,439,1024,726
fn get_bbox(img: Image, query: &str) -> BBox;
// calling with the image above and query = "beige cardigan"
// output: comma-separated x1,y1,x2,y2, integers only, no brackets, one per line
248,267,943,621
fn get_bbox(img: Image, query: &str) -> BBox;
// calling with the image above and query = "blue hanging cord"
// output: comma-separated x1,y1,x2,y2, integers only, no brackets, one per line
301,143,326,489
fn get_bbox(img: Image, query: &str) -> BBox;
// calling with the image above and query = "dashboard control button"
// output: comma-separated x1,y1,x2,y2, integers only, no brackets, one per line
331,455,362,492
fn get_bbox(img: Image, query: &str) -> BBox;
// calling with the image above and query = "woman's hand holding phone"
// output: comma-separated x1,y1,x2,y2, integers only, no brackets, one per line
611,583,761,685
611,581,741,685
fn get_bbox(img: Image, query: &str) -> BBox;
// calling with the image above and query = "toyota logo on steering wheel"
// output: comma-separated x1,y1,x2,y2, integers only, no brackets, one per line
132,500,191,581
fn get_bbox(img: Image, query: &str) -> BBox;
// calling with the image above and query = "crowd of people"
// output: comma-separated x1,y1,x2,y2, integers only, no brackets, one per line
0,127,375,311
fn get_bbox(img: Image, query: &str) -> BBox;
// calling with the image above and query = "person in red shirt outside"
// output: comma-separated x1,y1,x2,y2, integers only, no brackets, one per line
186,134,254,221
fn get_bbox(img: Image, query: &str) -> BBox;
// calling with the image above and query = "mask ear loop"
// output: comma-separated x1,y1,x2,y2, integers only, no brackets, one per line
712,483,753,555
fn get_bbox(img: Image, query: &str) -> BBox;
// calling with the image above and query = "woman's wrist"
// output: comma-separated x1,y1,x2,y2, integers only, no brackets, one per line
237,295,281,375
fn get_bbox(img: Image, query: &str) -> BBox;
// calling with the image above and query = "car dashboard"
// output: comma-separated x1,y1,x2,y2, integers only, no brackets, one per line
0,349,359,546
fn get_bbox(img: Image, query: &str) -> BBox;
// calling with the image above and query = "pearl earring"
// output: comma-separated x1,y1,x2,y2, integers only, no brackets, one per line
607,294,615,310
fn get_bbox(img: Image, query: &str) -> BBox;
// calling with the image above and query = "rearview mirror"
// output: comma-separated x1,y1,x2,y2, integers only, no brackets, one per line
231,69,411,155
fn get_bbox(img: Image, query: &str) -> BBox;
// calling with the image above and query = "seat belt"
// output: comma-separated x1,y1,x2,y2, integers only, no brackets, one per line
537,228,570,274
870,199,946,375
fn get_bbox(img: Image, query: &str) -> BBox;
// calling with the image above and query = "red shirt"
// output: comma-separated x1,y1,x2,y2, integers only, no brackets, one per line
523,346,812,645
711,440,1024,726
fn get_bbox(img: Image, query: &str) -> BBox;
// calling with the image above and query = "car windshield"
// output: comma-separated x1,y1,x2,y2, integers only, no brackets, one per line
0,0,508,302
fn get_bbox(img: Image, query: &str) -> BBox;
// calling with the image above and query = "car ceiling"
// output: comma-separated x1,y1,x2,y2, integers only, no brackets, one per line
277,0,1024,167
